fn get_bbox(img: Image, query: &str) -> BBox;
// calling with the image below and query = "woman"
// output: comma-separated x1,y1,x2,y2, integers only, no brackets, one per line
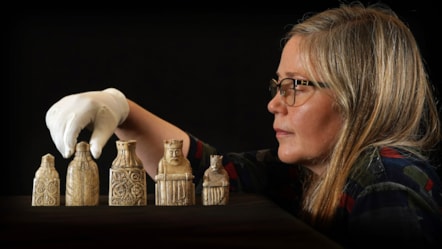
45,2,442,247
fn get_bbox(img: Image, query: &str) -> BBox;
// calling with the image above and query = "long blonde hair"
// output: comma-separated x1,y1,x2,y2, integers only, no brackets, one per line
285,2,441,226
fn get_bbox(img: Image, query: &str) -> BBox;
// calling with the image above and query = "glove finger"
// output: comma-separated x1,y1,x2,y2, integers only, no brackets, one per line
62,111,94,158
89,106,119,159
46,111,63,156
46,103,76,158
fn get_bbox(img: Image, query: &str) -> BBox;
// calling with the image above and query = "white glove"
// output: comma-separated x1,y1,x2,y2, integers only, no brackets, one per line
45,88,129,159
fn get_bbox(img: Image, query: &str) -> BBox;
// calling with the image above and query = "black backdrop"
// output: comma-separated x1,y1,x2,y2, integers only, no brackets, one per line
5,1,441,196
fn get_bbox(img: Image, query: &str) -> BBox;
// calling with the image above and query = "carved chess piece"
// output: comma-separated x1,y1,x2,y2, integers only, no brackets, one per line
155,139,195,206
202,155,229,205
109,140,147,206
65,141,99,206
32,153,60,206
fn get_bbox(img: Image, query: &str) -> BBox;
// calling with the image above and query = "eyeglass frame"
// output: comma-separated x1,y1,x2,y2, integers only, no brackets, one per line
269,78,328,106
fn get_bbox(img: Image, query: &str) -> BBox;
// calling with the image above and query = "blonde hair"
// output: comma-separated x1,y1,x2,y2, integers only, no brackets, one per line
285,2,441,226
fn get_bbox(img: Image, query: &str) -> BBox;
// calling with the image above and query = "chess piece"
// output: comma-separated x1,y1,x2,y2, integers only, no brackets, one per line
155,139,195,206
65,141,99,206
109,140,147,206
32,153,60,206
202,155,229,205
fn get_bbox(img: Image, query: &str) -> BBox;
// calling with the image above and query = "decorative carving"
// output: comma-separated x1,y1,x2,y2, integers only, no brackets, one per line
202,155,229,205
155,139,195,206
32,153,60,206
109,140,147,206
65,141,99,206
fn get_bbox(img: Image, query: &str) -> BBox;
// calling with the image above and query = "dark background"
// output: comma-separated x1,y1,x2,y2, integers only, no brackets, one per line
5,1,441,196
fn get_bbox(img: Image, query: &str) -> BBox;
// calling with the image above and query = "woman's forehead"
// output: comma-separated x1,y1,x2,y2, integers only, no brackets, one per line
278,36,310,79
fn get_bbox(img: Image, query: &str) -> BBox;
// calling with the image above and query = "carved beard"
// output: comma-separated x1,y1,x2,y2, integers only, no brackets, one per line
168,157,181,166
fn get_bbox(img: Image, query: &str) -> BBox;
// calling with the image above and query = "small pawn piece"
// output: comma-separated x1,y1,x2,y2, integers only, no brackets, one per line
202,155,229,205
32,153,60,206
65,141,100,206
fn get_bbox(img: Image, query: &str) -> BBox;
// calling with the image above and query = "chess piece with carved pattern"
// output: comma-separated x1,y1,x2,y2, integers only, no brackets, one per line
32,153,60,206
65,141,99,206
109,140,147,206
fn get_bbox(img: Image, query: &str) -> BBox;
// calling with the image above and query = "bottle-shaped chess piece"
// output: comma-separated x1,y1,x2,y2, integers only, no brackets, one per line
155,139,195,206
65,141,99,206
32,153,60,206
202,155,229,205
109,140,147,206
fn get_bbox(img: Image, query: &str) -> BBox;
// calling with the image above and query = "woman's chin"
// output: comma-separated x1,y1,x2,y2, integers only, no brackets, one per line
277,146,299,164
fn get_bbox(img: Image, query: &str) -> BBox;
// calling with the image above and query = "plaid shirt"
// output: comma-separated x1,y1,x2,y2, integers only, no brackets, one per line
187,133,442,248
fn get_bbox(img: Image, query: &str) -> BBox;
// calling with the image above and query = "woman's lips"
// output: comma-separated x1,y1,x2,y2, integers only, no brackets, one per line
274,128,292,138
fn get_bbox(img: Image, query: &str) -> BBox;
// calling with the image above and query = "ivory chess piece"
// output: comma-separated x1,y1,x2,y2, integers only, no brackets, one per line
202,155,229,205
32,153,60,206
155,139,195,206
65,141,99,206
109,140,147,206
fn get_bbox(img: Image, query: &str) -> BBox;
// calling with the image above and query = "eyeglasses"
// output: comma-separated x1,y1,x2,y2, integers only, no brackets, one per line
269,78,327,106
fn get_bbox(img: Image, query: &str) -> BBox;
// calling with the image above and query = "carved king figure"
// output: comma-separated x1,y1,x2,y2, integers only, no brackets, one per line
155,139,195,206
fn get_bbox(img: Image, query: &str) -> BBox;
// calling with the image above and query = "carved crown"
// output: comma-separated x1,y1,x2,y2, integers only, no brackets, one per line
164,139,183,148
210,154,223,165
210,154,223,160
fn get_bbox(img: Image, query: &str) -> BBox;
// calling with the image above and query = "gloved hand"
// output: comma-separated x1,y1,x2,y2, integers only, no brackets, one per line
45,88,129,159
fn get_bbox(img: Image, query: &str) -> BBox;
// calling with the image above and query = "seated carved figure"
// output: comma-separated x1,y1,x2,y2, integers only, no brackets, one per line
202,155,229,205
155,139,195,206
